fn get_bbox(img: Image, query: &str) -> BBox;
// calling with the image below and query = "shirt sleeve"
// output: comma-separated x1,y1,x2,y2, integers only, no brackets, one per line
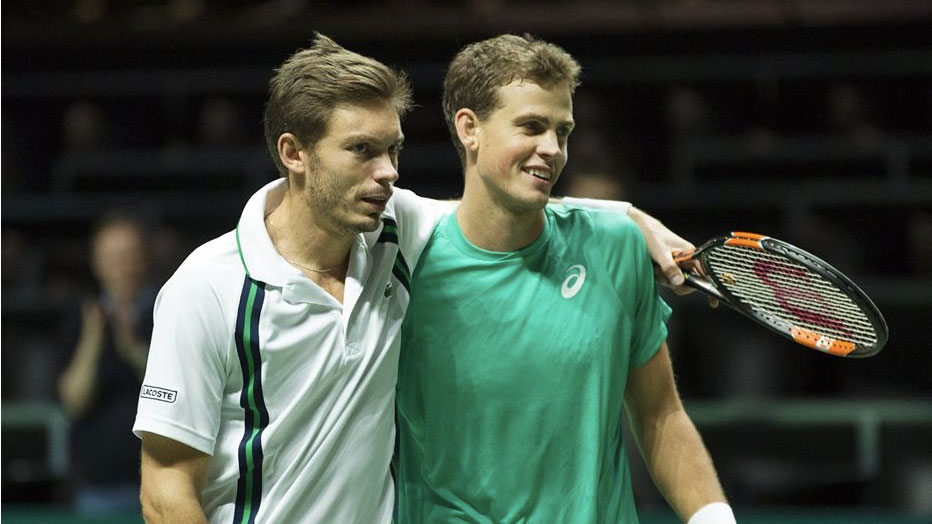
132,263,233,456
630,232,672,369
589,209,672,369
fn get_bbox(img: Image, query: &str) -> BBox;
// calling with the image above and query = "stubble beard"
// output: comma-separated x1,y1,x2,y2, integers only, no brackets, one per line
303,173,379,237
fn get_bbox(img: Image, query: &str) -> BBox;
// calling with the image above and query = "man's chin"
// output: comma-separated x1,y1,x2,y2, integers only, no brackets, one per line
520,192,550,210
351,214,384,233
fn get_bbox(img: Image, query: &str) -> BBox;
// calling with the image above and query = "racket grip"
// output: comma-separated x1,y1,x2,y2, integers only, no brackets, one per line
672,250,694,265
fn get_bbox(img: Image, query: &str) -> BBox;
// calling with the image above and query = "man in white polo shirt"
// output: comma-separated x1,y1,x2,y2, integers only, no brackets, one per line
133,34,451,524
133,34,693,524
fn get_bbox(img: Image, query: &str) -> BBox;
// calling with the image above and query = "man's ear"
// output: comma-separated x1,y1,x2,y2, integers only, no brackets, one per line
454,109,480,153
278,133,307,176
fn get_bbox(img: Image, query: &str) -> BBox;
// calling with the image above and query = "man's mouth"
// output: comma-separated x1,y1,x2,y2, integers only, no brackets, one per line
524,167,552,182
361,190,392,202
361,193,392,208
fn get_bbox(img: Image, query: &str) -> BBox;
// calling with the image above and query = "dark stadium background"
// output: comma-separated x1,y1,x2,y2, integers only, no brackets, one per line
2,1,931,523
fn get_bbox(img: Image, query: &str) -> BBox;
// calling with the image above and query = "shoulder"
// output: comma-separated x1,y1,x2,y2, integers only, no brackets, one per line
549,205,643,246
386,187,455,225
158,230,246,308
384,187,456,268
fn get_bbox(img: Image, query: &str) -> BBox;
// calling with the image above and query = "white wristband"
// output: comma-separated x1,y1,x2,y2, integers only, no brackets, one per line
560,196,633,215
687,502,736,524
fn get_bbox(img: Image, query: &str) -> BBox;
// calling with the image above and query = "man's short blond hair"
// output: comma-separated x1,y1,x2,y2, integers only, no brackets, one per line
442,34,581,164
263,33,413,177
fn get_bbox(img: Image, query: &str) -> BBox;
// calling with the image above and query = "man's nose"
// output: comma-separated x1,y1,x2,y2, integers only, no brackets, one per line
537,131,562,158
373,154,399,185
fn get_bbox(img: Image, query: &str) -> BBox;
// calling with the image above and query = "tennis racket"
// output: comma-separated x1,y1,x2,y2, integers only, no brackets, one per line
674,232,888,358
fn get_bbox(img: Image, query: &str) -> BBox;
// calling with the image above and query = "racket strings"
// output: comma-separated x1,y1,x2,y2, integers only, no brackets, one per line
707,246,878,347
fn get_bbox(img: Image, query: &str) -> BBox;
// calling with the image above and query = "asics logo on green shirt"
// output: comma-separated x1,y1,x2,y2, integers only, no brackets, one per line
561,264,587,298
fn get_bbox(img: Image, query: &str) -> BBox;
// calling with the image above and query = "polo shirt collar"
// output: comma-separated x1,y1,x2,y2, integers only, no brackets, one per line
236,178,291,287
235,178,373,305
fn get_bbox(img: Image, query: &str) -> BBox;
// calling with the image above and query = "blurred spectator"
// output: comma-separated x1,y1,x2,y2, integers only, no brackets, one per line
789,208,866,279
1,228,45,305
826,84,885,149
663,86,727,182
61,101,111,152
562,130,631,200
2,114,24,191
740,78,780,154
466,0,505,14
71,0,108,24
56,211,156,514
908,209,932,275
150,221,187,285
166,0,206,22
572,90,611,134
1,229,57,403
560,90,638,199
664,86,718,142
196,96,250,147
563,170,626,201
126,0,206,29
926,83,932,133
236,0,307,25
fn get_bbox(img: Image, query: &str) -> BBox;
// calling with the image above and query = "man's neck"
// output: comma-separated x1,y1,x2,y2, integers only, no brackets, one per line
266,191,354,278
456,183,546,252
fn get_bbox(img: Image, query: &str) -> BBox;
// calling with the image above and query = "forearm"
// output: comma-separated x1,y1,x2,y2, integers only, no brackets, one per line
638,408,727,521
58,339,103,417
141,470,210,524
119,339,149,380
140,432,211,524
140,459,209,524
111,311,150,380
141,493,209,524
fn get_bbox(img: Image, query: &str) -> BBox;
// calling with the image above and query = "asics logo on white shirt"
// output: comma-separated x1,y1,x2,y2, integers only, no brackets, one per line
561,265,587,299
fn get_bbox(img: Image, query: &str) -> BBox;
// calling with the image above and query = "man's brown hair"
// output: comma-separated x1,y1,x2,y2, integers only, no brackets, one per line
442,34,582,164
263,33,413,177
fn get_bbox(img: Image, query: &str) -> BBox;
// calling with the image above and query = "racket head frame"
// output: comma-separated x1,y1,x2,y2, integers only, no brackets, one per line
676,232,889,358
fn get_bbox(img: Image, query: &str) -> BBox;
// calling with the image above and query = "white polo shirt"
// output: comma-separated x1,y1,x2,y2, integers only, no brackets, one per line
133,179,449,524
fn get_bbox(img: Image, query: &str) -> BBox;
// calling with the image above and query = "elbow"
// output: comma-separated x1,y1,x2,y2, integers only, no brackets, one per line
140,485,166,524
140,491,153,523
141,503,160,524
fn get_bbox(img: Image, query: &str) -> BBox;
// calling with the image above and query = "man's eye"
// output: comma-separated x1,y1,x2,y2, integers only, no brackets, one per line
389,144,404,156
522,122,543,133
350,143,369,154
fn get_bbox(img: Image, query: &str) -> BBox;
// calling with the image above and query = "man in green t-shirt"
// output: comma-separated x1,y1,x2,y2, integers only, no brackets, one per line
396,35,735,524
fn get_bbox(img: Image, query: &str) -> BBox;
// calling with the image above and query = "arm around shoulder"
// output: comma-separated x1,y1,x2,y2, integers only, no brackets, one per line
140,431,212,524
557,199,695,290
389,187,457,267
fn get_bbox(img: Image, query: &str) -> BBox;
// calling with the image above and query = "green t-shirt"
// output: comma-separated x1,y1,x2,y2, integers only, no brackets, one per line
396,205,672,524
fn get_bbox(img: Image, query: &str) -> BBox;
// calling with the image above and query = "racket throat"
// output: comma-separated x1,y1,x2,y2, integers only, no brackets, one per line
684,273,727,302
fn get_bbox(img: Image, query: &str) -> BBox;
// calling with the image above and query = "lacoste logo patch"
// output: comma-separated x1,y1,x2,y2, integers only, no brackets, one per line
140,385,178,403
